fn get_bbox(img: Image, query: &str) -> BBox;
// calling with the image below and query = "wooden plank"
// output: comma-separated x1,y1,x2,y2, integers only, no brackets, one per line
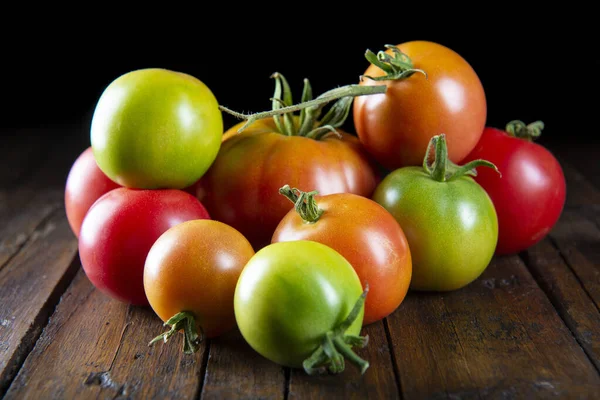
288,320,399,399
200,329,286,400
0,207,79,396
524,238,600,372
0,129,52,189
548,209,600,311
387,256,600,399
5,269,207,399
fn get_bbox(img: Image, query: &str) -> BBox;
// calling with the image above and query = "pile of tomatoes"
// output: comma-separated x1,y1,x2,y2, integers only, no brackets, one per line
64,41,566,375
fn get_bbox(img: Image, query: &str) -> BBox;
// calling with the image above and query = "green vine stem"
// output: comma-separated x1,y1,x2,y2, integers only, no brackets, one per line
302,285,370,375
218,45,425,135
423,134,500,182
362,44,427,81
505,120,545,141
148,311,204,354
279,184,324,223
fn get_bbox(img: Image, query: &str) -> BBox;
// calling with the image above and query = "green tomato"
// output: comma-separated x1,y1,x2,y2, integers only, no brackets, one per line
91,68,223,189
234,240,370,375
372,134,499,292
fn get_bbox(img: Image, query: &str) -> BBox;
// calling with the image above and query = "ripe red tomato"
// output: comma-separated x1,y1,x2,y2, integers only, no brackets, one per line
145,220,255,353
272,186,412,325
353,41,487,170
64,147,121,237
78,188,210,305
195,117,378,250
461,121,566,255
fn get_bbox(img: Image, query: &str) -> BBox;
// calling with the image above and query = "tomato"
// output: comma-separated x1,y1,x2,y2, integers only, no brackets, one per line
272,186,411,325
372,134,498,291
78,188,210,305
91,68,223,190
64,147,121,237
196,116,378,250
144,219,254,353
353,41,487,170
461,121,566,255
234,240,370,375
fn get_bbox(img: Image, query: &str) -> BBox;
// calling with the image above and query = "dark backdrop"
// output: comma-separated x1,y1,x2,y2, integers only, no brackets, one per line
3,24,591,145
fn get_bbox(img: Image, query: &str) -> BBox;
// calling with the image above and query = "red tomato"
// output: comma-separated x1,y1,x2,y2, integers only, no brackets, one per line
272,186,412,325
353,41,487,170
64,147,121,237
78,188,210,305
461,121,566,255
195,117,378,250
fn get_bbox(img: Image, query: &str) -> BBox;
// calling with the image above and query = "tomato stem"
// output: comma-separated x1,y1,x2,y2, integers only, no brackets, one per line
361,44,427,82
302,285,370,375
148,311,204,354
219,81,386,134
279,185,323,223
423,134,500,182
505,120,544,142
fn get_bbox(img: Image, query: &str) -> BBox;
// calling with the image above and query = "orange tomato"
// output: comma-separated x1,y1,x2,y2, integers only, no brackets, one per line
353,40,487,170
272,187,412,325
144,219,255,352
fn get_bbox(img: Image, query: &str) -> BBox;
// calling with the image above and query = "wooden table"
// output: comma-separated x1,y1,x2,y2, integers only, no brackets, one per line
1,124,599,399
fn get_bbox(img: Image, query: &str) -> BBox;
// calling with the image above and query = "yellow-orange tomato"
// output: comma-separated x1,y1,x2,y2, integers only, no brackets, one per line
353,40,487,170
272,188,412,325
144,219,255,347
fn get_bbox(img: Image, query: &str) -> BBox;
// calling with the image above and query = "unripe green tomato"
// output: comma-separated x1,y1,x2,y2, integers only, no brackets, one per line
372,166,498,291
91,68,223,189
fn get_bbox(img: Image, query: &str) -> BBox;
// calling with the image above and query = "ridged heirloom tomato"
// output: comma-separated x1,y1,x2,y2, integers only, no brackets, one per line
353,41,487,170
272,185,412,325
195,73,378,250
461,120,566,255
78,188,211,305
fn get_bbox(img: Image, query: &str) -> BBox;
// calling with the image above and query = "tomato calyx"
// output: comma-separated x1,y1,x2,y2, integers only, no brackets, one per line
279,184,323,223
505,120,545,142
361,44,427,82
303,285,370,375
148,311,204,354
424,134,500,182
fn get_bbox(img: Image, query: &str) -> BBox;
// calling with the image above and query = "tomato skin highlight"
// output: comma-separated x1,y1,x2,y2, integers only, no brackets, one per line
272,192,412,325
373,168,498,291
195,117,379,250
64,147,121,238
144,220,255,339
353,41,487,170
91,68,223,190
234,240,364,369
461,126,566,255
78,188,211,306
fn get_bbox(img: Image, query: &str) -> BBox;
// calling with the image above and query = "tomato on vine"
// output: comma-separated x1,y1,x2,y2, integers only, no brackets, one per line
196,74,381,250
353,42,487,170
461,120,566,255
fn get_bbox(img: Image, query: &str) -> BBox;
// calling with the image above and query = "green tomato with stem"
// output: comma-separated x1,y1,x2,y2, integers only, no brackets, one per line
372,134,499,291
234,240,370,375
91,68,223,189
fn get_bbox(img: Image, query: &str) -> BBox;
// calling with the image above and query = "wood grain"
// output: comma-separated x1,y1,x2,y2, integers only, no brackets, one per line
288,320,399,399
387,256,600,399
0,208,79,396
200,329,286,400
5,269,208,399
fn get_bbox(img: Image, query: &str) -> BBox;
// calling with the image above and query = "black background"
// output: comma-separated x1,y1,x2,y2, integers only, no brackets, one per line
2,18,594,147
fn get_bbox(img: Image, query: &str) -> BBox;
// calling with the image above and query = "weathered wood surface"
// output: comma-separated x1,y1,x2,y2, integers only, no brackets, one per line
0,133,599,399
